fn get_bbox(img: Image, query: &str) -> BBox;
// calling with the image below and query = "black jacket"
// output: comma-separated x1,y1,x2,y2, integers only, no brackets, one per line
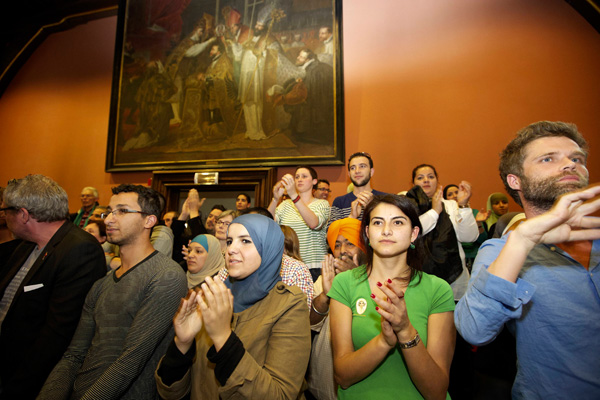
0,221,106,399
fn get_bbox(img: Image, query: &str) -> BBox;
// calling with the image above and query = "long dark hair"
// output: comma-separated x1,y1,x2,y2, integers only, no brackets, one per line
360,194,424,284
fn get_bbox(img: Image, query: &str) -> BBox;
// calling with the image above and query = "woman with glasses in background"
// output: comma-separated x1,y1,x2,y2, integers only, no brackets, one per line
214,210,237,255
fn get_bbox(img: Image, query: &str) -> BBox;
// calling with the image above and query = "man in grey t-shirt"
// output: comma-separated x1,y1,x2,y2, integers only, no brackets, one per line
39,184,187,399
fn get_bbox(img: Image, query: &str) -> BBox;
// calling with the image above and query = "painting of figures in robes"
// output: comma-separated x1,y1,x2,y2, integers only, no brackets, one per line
106,0,344,171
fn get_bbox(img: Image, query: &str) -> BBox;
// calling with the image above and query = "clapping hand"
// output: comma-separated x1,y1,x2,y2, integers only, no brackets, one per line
350,191,374,219
476,209,491,222
321,255,336,294
187,189,206,218
173,290,204,354
182,240,191,261
456,181,473,207
273,181,285,202
516,184,600,246
372,279,416,344
197,276,234,351
431,185,443,214
279,174,297,199
333,253,360,275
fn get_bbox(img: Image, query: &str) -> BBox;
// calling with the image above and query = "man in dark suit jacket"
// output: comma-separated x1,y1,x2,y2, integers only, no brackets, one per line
0,175,106,399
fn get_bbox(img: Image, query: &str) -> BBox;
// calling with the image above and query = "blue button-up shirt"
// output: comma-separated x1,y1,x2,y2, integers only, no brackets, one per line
455,234,600,400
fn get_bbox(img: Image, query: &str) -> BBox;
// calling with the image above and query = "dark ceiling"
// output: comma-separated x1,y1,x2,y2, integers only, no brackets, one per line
0,0,118,95
1,0,599,97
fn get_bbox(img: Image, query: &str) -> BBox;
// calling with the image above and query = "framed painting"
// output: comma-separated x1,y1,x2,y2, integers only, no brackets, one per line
106,0,344,171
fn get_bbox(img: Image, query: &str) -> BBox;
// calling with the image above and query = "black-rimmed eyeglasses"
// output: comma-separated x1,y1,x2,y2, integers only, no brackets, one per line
100,209,149,218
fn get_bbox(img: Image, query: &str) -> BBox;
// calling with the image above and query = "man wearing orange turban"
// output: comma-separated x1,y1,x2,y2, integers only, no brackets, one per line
326,217,367,260
308,218,367,400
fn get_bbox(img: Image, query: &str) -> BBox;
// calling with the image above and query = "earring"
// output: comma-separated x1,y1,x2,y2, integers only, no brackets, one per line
409,242,415,249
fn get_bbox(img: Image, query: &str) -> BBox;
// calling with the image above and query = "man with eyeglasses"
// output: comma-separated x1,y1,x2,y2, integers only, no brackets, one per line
328,152,388,227
39,184,187,399
0,175,106,399
313,179,331,202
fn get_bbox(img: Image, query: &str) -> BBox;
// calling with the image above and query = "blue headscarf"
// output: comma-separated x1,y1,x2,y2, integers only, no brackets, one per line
191,234,209,251
224,214,284,313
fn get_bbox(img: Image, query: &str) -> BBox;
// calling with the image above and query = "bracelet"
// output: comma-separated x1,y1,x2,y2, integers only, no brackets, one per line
398,333,420,349
292,195,301,204
458,204,470,209
311,302,329,316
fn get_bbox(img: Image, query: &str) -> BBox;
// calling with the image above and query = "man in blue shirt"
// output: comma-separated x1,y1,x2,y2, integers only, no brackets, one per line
455,121,600,399
328,152,387,227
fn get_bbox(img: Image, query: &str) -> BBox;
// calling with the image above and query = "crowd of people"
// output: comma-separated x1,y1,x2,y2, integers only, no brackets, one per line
0,120,598,399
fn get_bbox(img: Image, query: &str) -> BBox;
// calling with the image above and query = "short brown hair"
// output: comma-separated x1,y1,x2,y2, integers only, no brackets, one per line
280,225,303,262
499,121,588,205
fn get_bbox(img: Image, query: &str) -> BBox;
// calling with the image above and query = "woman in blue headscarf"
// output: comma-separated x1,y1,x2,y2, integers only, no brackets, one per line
156,214,311,399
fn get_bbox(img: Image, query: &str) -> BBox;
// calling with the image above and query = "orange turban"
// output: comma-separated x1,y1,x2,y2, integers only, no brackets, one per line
327,218,367,255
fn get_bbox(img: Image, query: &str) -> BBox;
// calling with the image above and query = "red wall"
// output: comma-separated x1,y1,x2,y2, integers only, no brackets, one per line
1,0,599,213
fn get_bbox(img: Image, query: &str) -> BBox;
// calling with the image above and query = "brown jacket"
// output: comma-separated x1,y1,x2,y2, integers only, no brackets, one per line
156,282,310,399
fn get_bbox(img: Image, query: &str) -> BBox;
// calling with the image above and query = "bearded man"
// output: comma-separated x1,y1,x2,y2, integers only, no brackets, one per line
455,121,600,399
328,152,388,227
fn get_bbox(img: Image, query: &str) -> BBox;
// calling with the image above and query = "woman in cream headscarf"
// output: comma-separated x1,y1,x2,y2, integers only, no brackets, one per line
186,234,225,289
485,193,509,234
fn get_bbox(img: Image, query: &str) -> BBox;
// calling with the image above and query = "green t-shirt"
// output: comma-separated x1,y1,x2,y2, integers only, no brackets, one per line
328,267,455,399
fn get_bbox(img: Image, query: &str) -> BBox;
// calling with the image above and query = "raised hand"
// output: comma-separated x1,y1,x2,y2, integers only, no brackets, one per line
187,189,206,218
280,174,297,199
456,180,473,207
272,181,285,202
179,198,190,220
431,185,444,214
173,290,204,354
321,255,336,294
197,276,234,351
182,240,191,261
476,209,491,222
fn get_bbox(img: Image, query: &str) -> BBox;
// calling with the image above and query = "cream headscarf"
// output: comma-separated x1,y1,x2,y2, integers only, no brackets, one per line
186,234,225,288
485,193,509,229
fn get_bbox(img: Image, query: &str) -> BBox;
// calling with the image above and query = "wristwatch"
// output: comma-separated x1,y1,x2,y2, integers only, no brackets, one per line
399,333,421,349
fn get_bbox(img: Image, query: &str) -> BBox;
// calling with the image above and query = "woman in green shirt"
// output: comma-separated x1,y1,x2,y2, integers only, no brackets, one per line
329,194,456,399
